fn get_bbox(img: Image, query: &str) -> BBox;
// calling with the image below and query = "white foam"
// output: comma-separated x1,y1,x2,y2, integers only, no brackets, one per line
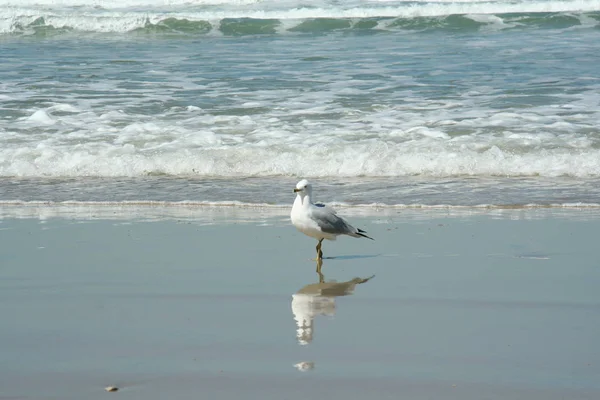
2,80,600,178
47,104,80,113
465,13,512,31
1,2,599,180
0,0,265,6
2,0,600,33
2,135,600,178
25,110,55,125
3,199,600,210
2,200,600,226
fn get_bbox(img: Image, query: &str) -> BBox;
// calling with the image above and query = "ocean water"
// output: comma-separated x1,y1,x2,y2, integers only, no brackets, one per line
1,0,600,208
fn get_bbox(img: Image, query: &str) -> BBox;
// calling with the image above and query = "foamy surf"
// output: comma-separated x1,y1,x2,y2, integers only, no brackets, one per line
1,0,600,35
2,0,600,210
2,199,600,223
2,199,600,209
2,141,600,178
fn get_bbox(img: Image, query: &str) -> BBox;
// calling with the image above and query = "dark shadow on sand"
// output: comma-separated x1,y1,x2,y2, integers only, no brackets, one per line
322,254,381,261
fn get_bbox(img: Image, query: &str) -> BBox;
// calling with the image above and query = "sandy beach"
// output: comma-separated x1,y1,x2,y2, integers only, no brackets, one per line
3,0,600,398
1,206,599,399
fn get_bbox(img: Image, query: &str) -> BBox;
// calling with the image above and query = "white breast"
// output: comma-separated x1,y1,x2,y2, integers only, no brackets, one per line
291,196,337,240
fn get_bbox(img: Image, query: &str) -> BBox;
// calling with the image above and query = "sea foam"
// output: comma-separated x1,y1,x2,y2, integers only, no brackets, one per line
1,0,600,34
2,132,600,178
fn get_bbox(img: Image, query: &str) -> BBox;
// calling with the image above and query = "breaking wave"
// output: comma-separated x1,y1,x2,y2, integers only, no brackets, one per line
1,0,599,36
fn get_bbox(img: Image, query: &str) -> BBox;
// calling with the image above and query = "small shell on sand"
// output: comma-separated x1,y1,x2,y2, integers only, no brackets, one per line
105,386,119,392
294,361,315,371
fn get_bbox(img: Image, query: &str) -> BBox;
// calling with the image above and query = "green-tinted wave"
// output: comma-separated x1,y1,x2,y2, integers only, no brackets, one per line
505,12,584,29
4,11,600,37
135,18,212,34
219,18,280,35
288,18,353,32
9,16,74,37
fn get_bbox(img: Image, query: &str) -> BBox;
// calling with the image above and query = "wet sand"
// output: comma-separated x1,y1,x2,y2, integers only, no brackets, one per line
1,207,599,399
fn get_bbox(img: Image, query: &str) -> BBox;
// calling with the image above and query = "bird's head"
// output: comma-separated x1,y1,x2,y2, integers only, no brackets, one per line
294,179,312,197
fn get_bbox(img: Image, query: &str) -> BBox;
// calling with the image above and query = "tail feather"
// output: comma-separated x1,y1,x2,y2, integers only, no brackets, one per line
356,228,374,240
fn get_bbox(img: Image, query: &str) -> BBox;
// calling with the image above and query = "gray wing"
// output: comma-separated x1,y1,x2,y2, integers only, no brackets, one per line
310,204,356,236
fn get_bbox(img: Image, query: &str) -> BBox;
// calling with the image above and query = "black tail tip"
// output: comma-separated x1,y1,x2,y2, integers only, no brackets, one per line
357,232,374,240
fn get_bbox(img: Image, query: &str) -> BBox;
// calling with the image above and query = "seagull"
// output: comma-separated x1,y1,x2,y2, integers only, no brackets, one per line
290,179,373,260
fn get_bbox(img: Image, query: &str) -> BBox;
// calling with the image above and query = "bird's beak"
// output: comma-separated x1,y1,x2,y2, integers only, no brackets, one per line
293,188,301,193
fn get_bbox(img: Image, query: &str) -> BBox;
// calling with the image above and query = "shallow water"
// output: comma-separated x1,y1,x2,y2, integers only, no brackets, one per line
2,175,600,208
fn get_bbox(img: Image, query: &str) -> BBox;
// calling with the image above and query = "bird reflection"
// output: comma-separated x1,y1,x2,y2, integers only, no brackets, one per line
291,259,374,345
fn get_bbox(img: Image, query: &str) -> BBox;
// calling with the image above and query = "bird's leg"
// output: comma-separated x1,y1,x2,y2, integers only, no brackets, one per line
316,258,324,282
316,238,324,260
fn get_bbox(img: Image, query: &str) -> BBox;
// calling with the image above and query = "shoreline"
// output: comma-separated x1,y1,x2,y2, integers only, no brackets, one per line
2,175,600,208
3,203,600,223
